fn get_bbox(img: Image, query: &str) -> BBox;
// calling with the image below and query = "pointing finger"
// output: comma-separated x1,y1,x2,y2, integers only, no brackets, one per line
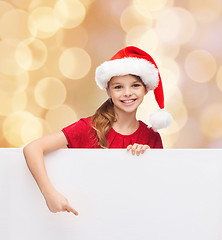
66,206,79,216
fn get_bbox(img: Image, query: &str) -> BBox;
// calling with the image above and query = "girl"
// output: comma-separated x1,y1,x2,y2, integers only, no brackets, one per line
23,46,172,216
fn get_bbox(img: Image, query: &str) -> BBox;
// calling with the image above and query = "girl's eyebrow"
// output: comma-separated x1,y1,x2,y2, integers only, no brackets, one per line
132,80,141,83
111,82,121,85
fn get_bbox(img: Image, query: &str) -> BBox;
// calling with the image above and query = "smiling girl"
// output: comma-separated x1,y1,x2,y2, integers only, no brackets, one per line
23,46,172,215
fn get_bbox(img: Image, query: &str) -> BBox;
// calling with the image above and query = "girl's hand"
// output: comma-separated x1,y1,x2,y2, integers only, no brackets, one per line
127,143,150,156
43,189,79,215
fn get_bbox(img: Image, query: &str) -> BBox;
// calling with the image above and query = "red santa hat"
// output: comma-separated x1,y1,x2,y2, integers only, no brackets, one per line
95,46,172,131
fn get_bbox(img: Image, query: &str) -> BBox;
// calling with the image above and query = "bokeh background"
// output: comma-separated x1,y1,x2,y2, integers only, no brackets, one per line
0,0,221,148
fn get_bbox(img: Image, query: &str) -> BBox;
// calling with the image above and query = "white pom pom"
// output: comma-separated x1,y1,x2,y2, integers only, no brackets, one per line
148,109,173,132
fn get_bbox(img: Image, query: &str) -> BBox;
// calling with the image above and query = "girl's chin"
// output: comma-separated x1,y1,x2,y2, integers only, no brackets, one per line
114,106,138,114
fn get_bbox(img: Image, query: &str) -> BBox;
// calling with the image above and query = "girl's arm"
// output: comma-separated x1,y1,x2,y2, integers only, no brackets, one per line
23,132,78,215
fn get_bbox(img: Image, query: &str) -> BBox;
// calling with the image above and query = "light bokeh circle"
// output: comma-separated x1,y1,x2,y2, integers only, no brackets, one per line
34,77,66,109
133,0,168,15
161,57,180,83
162,94,188,135
0,71,29,94
0,1,14,19
155,7,196,45
3,111,43,147
200,104,222,139
0,9,33,40
0,39,28,76
120,5,152,32
16,38,47,71
15,41,32,71
126,26,151,47
139,29,159,53
185,49,217,83
161,43,180,59
161,131,180,148
54,0,86,29
0,91,27,116
59,47,91,79
21,116,43,145
45,105,77,132
29,7,60,39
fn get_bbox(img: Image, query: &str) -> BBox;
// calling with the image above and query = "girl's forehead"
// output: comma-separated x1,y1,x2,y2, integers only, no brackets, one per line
109,75,141,85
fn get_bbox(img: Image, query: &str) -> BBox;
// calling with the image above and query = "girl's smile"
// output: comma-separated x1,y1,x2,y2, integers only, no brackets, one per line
120,98,137,105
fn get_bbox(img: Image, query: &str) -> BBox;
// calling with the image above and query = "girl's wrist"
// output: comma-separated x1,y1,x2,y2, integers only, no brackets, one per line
41,185,56,197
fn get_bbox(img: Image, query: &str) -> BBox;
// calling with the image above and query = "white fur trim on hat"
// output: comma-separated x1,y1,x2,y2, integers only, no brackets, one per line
95,57,159,90
149,109,173,132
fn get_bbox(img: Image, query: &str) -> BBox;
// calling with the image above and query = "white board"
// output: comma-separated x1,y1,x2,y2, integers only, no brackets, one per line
1,148,222,240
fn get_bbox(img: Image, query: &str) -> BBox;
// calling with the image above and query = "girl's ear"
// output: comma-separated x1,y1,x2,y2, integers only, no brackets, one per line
106,88,111,98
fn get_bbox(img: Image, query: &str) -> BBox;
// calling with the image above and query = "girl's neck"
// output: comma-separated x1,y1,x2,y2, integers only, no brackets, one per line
112,109,139,135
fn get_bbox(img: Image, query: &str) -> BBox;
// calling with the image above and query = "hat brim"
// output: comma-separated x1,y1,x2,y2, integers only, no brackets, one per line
95,57,159,90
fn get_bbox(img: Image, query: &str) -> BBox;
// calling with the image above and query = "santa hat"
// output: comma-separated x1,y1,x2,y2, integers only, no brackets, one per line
95,46,173,131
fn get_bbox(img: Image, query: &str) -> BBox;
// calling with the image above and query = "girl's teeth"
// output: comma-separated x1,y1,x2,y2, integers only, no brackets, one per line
123,100,133,103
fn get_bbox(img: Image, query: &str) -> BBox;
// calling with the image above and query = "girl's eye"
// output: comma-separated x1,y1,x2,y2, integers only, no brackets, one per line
114,85,122,89
133,84,141,87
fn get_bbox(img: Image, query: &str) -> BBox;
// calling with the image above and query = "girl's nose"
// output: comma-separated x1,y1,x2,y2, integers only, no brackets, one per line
123,87,132,97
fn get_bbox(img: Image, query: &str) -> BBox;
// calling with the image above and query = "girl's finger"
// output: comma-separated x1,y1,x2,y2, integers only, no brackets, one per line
71,208,79,216
136,144,143,156
66,205,79,216
131,143,138,155
131,143,138,150
141,145,150,154
127,145,132,151
143,145,150,150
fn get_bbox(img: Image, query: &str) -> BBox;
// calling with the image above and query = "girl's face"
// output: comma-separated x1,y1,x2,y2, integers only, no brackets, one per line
106,74,148,114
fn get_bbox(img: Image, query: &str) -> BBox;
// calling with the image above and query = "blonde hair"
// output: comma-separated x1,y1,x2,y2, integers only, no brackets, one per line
90,98,117,148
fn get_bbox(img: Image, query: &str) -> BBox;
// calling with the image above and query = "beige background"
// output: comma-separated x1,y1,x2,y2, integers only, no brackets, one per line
0,0,221,148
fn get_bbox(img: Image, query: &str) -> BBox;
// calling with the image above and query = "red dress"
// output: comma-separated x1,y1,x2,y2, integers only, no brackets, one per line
62,117,163,149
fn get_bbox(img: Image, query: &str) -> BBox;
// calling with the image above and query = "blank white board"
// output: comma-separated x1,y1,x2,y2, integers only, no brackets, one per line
0,148,222,240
